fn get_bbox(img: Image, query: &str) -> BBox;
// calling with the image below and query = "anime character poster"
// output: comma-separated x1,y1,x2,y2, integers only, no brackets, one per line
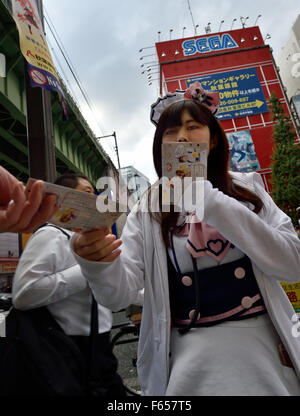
226,130,260,172
11,0,68,119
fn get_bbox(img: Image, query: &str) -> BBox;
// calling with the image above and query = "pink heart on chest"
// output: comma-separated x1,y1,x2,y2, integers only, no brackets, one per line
207,239,228,256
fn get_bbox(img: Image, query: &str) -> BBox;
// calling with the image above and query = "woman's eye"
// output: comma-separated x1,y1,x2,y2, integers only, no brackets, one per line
187,125,199,130
164,129,176,135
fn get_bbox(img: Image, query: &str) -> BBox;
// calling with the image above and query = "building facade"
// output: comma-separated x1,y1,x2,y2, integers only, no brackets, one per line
154,25,299,191
276,15,300,100
276,14,300,130
119,165,151,203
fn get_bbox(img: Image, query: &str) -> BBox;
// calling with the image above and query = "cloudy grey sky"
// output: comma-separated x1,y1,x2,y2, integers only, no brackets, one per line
43,0,299,183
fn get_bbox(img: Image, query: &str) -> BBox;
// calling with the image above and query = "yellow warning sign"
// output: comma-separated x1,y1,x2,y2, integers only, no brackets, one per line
281,281,300,313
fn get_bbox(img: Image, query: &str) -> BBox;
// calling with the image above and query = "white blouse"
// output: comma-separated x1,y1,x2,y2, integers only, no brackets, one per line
12,225,112,336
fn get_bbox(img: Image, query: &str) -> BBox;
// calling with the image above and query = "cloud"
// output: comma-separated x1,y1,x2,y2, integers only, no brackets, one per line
44,0,299,184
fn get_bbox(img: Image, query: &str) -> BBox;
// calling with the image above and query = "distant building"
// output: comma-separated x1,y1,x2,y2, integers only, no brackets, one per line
277,15,300,100
119,166,151,203
276,14,300,130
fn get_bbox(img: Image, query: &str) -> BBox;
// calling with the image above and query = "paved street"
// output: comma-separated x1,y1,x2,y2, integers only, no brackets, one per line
111,310,141,395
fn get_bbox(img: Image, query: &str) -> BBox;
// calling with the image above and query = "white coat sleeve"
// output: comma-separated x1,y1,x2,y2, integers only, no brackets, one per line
202,173,300,282
71,209,145,311
13,227,88,310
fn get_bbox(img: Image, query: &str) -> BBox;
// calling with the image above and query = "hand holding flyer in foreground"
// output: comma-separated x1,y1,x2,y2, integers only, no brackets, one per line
26,179,126,232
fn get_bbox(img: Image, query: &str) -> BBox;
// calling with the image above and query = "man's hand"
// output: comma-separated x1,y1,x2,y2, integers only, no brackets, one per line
73,228,122,262
0,166,57,233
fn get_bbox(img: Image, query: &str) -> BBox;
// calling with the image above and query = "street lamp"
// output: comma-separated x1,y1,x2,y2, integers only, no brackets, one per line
254,14,262,26
141,67,152,74
139,46,155,53
231,18,237,30
195,24,199,35
218,20,224,32
140,54,156,60
205,22,211,34
141,61,158,68
97,132,121,170
264,33,271,42
147,72,159,78
182,26,186,38
240,16,249,28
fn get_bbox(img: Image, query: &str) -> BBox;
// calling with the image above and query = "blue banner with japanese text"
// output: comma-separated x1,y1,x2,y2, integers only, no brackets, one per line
186,67,269,120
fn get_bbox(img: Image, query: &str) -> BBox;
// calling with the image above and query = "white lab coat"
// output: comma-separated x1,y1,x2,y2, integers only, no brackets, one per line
72,172,300,395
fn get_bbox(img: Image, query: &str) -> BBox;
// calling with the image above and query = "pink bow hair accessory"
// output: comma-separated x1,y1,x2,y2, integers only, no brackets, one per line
150,81,220,126
184,81,220,115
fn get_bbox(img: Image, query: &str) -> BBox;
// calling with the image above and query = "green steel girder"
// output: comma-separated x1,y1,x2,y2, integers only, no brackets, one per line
0,124,28,154
0,0,111,186
0,151,29,174
0,25,15,46
0,91,26,125
7,53,22,74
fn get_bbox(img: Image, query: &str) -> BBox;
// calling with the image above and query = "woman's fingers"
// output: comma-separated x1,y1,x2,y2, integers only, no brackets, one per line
0,166,19,205
15,181,45,230
74,229,122,262
0,182,26,232
79,238,122,262
3,181,58,233
100,249,122,263
74,228,110,251
21,194,58,233
0,180,58,233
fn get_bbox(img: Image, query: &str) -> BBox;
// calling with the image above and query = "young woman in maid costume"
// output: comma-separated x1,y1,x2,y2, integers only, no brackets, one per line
72,82,300,396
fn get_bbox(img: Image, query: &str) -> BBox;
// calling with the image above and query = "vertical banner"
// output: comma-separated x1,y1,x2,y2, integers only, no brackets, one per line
226,130,260,172
12,0,68,119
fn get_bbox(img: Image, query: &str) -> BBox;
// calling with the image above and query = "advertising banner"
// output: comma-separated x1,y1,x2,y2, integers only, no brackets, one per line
12,0,67,118
186,67,269,120
226,129,260,172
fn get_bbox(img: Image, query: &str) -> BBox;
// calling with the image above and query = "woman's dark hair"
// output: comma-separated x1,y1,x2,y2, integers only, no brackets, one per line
150,100,264,246
54,173,95,191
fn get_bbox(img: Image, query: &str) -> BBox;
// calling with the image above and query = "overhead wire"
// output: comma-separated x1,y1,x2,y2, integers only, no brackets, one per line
186,0,196,34
47,38,79,103
43,8,117,161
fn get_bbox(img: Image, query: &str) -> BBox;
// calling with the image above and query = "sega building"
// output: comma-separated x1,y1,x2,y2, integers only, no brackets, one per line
155,26,299,191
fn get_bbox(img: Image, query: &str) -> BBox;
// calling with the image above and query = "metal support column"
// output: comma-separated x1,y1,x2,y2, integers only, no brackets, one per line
25,0,56,182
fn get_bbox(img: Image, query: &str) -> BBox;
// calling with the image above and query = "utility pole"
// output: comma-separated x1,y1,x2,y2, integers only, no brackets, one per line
25,0,56,182
97,132,121,170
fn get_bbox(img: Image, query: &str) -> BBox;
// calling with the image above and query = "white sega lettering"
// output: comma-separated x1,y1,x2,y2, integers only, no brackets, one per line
182,34,238,56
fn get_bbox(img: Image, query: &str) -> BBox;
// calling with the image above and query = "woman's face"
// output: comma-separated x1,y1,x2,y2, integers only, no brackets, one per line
161,109,214,152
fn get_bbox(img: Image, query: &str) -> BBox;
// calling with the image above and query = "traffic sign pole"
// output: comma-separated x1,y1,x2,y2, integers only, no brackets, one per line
25,0,56,182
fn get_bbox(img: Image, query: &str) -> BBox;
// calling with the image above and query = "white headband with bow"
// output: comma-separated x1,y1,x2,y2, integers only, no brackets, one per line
150,81,220,126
